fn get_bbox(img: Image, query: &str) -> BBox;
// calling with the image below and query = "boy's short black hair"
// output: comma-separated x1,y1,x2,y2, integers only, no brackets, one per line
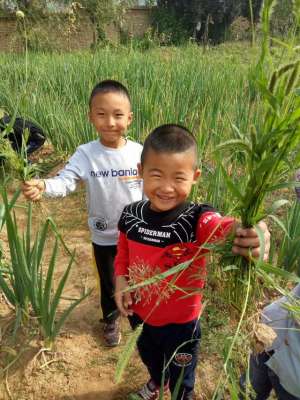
89,80,131,108
141,124,198,166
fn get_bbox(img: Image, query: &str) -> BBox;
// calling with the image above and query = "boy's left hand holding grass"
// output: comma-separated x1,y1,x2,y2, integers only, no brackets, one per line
22,179,45,201
231,221,270,261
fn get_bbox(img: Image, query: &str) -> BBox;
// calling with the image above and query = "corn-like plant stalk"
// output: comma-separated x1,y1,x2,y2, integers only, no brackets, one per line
214,0,300,306
218,56,299,303
217,59,300,228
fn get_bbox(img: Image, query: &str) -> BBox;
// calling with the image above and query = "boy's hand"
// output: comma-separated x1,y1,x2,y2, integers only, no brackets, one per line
115,275,133,317
232,221,270,261
22,179,45,201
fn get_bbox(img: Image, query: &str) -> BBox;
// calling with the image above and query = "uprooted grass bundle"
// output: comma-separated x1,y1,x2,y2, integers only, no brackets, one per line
215,56,300,305
213,0,300,307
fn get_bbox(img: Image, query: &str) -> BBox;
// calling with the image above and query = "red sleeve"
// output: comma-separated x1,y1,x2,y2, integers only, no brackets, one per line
196,211,235,246
114,231,129,276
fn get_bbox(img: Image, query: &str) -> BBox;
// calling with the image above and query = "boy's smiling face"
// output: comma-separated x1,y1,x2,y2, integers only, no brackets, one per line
89,92,133,148
139,149,201,212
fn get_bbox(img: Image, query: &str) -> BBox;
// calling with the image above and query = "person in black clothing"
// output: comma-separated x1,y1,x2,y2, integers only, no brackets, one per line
0,114,46,157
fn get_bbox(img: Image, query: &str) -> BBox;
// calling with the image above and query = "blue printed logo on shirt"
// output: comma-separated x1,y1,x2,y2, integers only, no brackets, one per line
90,168,138,178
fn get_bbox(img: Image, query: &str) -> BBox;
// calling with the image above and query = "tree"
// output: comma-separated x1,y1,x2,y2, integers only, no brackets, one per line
79,0,133,42
270,0,294,36
155,0,264,43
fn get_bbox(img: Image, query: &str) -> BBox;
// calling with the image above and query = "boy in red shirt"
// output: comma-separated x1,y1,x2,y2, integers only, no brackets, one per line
115,124,270,400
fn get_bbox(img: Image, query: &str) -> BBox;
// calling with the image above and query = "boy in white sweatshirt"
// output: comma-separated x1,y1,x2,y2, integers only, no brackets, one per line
22,80,143,347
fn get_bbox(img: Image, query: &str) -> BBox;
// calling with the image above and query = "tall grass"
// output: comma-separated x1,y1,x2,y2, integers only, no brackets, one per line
277,200,300,275
0,45,259,155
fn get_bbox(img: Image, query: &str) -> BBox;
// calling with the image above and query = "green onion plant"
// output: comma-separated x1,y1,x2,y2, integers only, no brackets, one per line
0,185,90,348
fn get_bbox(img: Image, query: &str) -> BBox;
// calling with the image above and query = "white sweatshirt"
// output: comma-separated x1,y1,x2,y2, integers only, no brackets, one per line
45,139,143,246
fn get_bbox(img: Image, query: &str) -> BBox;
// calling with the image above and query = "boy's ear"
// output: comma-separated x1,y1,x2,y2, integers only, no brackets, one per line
88,110,92,123
127,112,133,127
193,168,201,183
137,162,143,178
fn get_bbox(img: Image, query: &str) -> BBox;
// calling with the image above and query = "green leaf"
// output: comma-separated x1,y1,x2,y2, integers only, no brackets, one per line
258,263,300,282
171,366,185,400
216,139,252,156
47,251,76,335
28,238,40,315
25,202,32,261
270,37,294,50
254,223,265,263
42,239,59,321
256,80,279,111
266,199,290,215
115,324,143,383
51,289,92,344
0,188,20,230
36,219,50,268
218,163,244,201
0,271,17,306
266,180,300,192
268,214,291,238
289,107,300,123
47,217,74,259
230,123,244,140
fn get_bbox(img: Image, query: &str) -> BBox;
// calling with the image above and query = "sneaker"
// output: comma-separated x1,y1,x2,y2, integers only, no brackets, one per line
103,319,121,347
128,379,168,400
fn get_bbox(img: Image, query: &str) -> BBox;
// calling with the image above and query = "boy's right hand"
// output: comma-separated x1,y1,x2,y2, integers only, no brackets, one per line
22,179,45,201
115,275,133,317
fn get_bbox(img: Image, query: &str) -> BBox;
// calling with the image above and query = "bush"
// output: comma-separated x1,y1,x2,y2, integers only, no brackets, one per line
229,16,251,41
150,6,189,45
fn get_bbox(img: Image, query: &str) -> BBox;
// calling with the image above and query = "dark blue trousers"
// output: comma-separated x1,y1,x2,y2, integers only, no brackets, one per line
240,352,300,400
129,314,201,399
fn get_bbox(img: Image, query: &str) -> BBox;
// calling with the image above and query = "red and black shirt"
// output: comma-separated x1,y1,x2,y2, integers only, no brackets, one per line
115,200,234,326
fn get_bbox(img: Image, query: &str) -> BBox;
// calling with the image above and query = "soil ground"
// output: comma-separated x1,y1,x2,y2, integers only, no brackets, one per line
0,150,232,400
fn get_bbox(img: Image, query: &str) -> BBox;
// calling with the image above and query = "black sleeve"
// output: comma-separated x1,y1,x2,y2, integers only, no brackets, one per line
118,206,128,233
